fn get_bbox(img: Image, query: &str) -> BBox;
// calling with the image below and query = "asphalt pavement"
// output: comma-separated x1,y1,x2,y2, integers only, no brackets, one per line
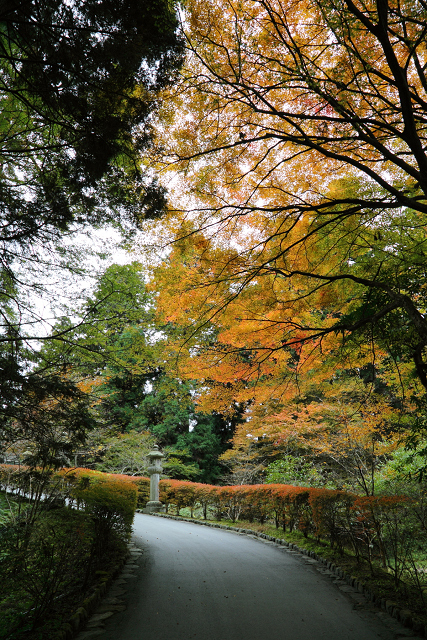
81,513,420,640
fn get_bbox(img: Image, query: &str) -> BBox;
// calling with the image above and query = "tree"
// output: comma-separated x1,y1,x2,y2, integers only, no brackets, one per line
1,0,183,288
265,456,326,487
0,370,95,469
43,262,158,375
41,262,237,482
150,223,419,487
0,0,183,445
92,431,156,476
151,0,427,397
1,0,183,224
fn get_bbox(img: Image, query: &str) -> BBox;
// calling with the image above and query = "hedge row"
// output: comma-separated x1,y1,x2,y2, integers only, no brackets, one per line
57,467,138,534
129,477,418,574
1,465,420,579
0,466,412,564
0,465,139,636
0,465,138,535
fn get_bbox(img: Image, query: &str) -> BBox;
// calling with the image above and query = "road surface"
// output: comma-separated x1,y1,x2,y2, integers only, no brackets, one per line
98,514,412,640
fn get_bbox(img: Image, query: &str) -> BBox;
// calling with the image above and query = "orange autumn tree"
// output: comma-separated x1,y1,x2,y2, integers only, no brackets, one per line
150,220,411,488
151,0,427,369
144,0,427,474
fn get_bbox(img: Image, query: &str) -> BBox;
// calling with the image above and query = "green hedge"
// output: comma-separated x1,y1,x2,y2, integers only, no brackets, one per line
0,465,139,638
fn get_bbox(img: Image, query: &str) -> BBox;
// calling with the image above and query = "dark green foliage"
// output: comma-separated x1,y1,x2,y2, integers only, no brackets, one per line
0,0,183,460
162,448,201,481
0,508,93,636
0,364,95,470
95,372,233,482
0,0,183,221
0,468,137,637
174,413,235,483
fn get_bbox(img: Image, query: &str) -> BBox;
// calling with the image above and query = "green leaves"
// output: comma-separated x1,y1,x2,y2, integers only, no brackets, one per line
0,0,184,454
265,457,326,487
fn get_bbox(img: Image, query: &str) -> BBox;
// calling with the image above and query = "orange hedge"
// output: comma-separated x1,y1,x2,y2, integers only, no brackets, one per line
56,468,138,531
2,464,410,566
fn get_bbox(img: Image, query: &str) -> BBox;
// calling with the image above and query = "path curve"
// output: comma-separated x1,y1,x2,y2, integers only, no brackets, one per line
84,513,420,640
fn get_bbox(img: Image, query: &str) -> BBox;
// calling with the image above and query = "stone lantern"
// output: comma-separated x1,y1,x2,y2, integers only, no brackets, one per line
144,444,165,513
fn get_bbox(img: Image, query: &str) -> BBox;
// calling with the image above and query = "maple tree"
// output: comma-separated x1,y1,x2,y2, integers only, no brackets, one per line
151,225,412,488
152,0,427,378
147,0,427,471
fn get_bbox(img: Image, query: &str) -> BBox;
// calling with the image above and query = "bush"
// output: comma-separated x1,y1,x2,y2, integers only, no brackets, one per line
58,468,138,559
0,508,93,637
0,465,139,638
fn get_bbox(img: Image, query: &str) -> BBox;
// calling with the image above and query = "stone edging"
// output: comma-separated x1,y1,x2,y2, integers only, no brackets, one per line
54,548,130,640
140,510,426,638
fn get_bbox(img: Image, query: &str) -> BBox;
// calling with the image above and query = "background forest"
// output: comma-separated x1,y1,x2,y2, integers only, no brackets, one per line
1,0,427,497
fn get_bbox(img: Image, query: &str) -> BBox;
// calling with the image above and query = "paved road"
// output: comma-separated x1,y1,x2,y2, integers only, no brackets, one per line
99,514,408,640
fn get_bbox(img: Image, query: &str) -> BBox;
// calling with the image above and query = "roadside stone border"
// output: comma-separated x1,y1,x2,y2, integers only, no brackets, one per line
140,510,427,639
54,543,134,640
71,541,143,640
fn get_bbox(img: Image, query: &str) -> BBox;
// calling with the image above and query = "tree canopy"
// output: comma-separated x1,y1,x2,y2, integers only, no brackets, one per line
143,0,427,478
0,0,183,465
4,0,427,484
153,0,427,380
0,0,183,306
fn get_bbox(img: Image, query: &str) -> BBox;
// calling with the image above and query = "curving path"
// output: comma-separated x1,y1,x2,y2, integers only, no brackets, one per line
84,514,421,640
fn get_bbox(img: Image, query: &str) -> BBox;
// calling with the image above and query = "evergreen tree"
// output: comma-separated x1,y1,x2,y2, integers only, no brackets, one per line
0,0,183,460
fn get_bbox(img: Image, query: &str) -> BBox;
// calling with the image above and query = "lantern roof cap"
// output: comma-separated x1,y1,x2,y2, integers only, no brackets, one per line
148,444,164,459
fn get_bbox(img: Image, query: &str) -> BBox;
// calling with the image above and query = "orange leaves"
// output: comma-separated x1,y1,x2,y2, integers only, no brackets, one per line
160,479,217,514
352,494,411,516
76,376,104,394
143,0,427,472
58,468,138,528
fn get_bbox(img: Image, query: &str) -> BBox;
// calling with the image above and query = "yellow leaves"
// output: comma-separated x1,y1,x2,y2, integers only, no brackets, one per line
309,400,401,465
141,0,427,475
76,376,103,395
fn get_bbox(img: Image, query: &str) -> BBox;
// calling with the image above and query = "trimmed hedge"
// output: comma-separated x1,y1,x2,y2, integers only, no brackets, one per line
131,477,416,575
57,468,138,533
2,464,419,595
0,465,139,638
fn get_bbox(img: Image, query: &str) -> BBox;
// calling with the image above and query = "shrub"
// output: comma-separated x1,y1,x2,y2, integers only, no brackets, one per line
0,508,93,636
0,464,139,637
58,468,138,558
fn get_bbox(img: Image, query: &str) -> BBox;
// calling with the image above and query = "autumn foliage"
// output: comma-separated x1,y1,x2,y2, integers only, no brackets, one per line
128,475,417,576
0,465,140,636
144,0,427,479
125,476,410,566
0,464,139,537
57,468,138,532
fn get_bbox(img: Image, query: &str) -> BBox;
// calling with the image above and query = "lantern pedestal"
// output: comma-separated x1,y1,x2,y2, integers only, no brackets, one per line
144,500,164,514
